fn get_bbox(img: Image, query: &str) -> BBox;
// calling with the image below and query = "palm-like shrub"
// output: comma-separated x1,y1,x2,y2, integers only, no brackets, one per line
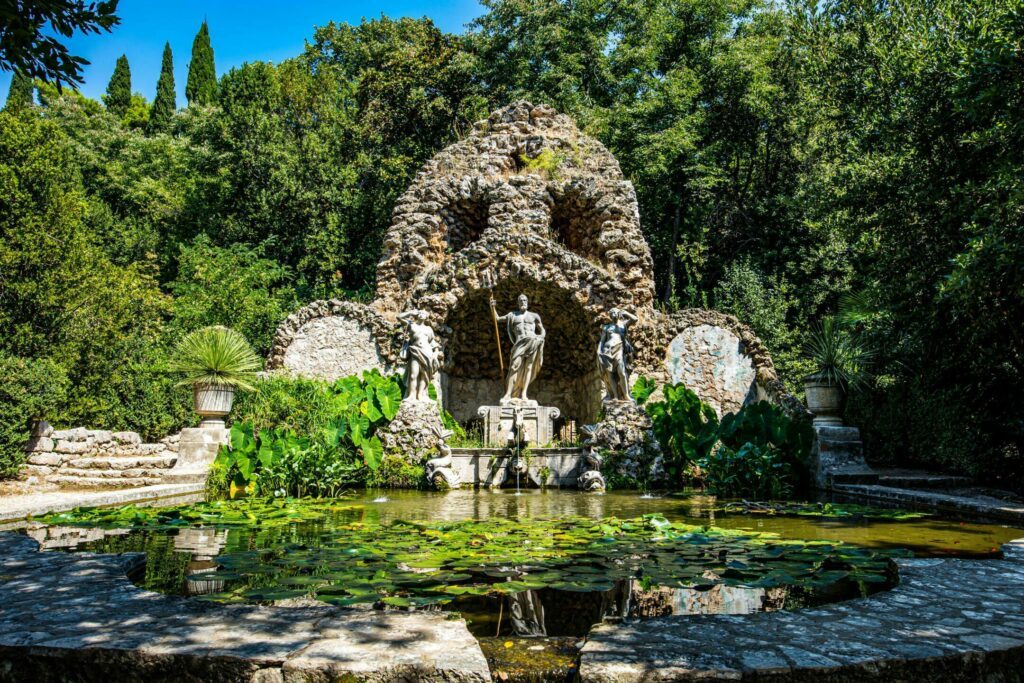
169,326,260,390
804,316,875,389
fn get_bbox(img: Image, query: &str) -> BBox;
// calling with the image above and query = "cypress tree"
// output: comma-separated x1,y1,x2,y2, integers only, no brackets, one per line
4,73,34,110
186,20,217,105
104,54,132,118
148,42,176,133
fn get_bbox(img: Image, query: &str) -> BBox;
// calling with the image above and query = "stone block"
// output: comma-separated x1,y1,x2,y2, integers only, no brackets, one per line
479,404,560,447
24,436,54,453
112,431,142,445
51,427,89,442
166,426,228,475
54,440,91,454
27,452,62,467
89,430,113,444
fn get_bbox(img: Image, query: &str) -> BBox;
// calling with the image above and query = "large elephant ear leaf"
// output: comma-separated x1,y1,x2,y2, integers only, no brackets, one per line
361,436,383,471
375,381,402,421
631,376,657,405
361,389,383,422
349,413,370,446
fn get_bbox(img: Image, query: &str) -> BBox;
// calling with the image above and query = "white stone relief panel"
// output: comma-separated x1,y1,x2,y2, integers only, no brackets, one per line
665,324,757,416
279,316,386,381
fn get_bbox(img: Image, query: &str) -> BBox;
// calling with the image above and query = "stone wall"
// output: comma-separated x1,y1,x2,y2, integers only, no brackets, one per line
266,300,399,379
22,426,180,488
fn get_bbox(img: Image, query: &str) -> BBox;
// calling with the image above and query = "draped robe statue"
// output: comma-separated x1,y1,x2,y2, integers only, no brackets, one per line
398,309,440,402
597,308,638,401
491,294,545,405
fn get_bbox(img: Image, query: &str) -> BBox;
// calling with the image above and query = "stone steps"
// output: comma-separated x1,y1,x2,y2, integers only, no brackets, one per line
64,455,178,470
51,475,166,488
875,469,972,489
57,467,177,480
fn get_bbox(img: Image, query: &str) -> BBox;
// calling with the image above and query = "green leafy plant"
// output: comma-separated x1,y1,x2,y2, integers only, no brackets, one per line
169,326,260,390
645,384,719,487
213,370,403,495
631,376,657,405
699,442,794,499
717,401,814,491
804,316,875,389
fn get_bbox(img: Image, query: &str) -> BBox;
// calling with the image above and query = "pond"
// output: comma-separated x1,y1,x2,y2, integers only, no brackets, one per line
24,490,1024,647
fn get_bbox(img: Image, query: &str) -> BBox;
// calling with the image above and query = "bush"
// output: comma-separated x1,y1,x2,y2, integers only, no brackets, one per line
215,371,403,496
0,355,69,477
645,384,719,487
699,443,795,499
366,454,426,489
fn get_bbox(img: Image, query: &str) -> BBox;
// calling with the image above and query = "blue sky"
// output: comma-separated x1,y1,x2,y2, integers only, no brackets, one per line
2,0,484,104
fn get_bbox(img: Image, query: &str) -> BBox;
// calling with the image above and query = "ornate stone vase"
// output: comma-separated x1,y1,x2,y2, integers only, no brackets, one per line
803,373,844,426
193,384,235,427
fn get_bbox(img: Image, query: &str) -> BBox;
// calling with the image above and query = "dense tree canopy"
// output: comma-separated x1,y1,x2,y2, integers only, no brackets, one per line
147,42,175,133
0,0,1020,487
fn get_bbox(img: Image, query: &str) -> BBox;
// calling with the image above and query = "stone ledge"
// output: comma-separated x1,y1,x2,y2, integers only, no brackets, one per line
0,483,206,526
0,534,490,683
834,484,1024,525
579,539,1024,682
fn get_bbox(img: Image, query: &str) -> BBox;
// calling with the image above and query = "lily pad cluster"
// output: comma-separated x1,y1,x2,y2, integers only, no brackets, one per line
41,498,904,609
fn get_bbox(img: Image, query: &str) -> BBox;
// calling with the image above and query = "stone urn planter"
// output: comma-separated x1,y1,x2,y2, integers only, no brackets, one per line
193,384,235,427
803,373,844,427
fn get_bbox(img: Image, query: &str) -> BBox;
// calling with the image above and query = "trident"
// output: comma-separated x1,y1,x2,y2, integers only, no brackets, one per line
482,272,505,377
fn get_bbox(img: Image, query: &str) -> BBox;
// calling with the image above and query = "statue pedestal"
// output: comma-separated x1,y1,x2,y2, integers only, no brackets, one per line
478,404,560,447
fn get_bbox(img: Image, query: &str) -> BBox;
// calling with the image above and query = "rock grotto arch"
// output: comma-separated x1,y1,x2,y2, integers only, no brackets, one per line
267,101,804,426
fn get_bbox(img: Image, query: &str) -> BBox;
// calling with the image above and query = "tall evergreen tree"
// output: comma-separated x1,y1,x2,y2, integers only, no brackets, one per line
186,21,217,105
4,72,34,110
103,54,132,118
148,42,176,133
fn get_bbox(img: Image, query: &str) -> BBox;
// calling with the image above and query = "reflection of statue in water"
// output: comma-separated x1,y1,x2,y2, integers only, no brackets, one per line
597,308,638,402
491,294,545,405
398,309,440,402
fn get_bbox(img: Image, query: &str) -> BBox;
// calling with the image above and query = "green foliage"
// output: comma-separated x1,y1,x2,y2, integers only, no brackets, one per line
699,442,794,499
366,454,427,489
103,54,131,118
630,376,657,405
147,42,175,133
4,72,34,110
519,149,563,179
42,500,903,607
0,0,120,87
717,401,814,468
646,384,719,487
185,21,217,106
804,317,875,390
214,371,404,495
169,236,298,356
0,354,68,476
169,326,260,390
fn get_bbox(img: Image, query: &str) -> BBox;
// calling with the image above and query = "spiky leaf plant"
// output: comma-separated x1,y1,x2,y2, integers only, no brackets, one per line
170,326,260,390
803,316,875,390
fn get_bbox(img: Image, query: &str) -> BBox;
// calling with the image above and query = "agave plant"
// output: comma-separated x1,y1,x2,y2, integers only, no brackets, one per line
169,326,260,390
804,316,875,389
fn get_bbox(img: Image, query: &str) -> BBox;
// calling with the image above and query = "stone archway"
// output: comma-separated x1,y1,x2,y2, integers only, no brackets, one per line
439,276,604,426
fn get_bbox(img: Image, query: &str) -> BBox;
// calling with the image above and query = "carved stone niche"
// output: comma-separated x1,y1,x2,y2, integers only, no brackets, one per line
478,405,560,447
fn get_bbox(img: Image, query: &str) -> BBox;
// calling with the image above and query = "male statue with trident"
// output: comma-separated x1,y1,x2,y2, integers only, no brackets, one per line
487,289,546,406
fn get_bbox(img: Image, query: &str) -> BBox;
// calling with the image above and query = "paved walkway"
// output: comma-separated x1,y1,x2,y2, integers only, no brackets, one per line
0,534,489,682
0,483,205,528
580,538,1024,681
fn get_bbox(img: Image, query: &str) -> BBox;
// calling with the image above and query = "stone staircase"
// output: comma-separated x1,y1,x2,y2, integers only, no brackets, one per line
22,427,181,489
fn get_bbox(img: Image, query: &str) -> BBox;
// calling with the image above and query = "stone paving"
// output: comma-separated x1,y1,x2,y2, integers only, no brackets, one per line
4,529,1024,681
580,538,1024,682
0,534,490,682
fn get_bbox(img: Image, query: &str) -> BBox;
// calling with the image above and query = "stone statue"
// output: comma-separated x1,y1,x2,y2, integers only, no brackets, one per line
491,294,545,405
398,309,440,403
597,308,638,402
